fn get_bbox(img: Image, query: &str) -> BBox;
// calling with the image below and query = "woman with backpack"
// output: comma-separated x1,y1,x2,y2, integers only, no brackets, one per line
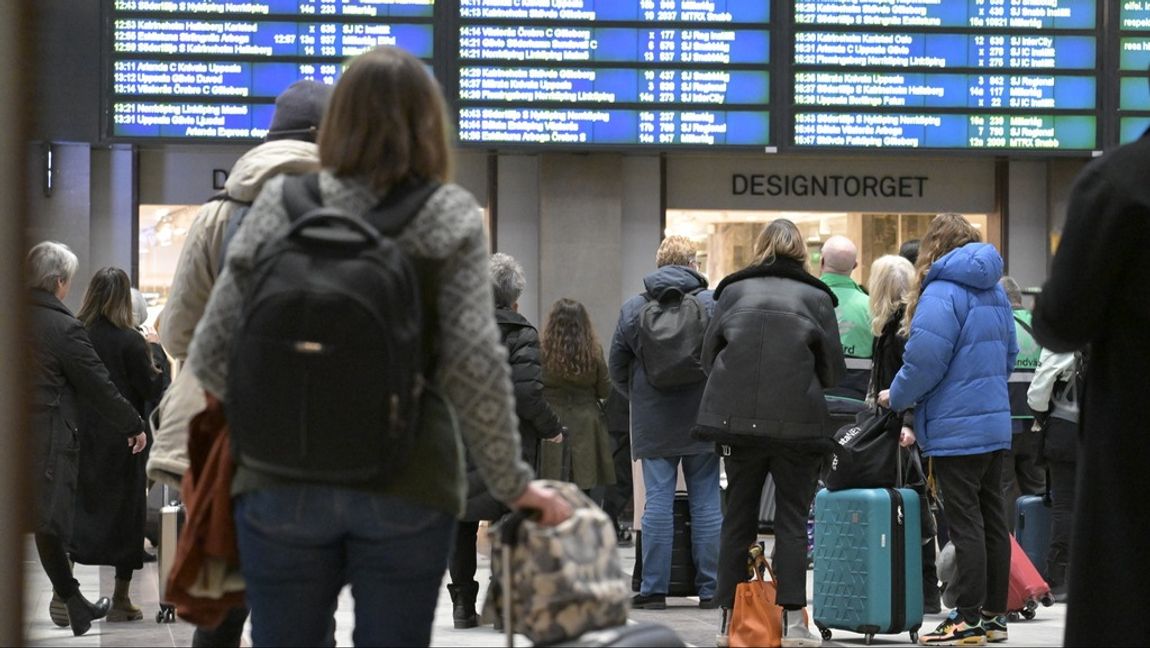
70,268,166,623
185,45,571,647
694,219,845,648
879,213,1018,645
538,298,615,494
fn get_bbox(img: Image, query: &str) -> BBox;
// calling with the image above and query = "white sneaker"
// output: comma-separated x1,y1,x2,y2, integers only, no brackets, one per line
780,610,822,648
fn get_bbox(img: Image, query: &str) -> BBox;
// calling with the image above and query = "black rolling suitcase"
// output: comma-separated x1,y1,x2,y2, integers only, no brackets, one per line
631,491,696,596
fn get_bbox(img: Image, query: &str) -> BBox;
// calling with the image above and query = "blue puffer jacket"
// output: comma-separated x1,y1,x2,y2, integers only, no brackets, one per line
889,243,1019,457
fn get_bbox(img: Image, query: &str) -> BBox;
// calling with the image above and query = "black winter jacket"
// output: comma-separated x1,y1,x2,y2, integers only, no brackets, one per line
27,290,143,538
871,307,915,430
462,307,563,521
693,258,846,447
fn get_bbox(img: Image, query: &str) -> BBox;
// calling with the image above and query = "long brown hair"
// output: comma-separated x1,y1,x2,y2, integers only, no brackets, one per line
752,219,809,271
541,298,602,379
318,46,452,191
901,213,983,336
77,267,135,330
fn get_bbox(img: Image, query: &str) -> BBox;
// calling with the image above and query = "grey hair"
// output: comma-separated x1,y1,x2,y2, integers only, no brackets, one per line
999,276,1022,308
131,288,149,327
26,241,79,292
490,252,526,308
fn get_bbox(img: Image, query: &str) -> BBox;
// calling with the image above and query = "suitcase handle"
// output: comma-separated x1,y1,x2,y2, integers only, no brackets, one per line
499,508,541,648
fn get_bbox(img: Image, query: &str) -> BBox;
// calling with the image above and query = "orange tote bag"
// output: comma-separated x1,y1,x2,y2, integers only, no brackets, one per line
729,546,807,648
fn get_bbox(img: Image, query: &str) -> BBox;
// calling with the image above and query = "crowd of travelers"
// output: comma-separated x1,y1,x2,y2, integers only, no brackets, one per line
22,43,1148,648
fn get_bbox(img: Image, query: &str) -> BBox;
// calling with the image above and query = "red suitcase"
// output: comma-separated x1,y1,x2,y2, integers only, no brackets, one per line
1006,534,1056,620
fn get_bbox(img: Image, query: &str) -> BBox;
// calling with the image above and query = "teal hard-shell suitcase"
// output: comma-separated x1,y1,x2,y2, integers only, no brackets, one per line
813,487,924,644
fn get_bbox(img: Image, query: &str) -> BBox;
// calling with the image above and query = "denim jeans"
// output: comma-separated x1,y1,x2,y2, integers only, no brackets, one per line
234,486,455,647
639,453,722,599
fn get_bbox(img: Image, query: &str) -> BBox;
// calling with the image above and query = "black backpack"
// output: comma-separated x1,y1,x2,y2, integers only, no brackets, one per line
636,287,709,390
227,173,438,484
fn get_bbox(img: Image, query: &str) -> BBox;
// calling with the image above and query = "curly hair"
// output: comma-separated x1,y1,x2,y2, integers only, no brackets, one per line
901,213,982,337
541,298,602,379
656,236,698,268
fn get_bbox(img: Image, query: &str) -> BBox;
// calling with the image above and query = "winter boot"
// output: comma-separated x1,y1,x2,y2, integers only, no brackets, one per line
107,578,143,622
447,581,479,629
64,591,111,637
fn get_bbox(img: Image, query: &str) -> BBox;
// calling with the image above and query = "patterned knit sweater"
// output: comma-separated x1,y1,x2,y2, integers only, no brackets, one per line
186,171,532,512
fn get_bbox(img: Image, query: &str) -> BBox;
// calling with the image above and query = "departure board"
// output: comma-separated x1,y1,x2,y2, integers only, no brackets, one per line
455,1,774,148
1119,2,1150,144
791,0,1100,151
106,0,435,140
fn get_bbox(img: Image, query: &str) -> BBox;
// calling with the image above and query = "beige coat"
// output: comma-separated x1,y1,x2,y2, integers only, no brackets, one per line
147,140,320,488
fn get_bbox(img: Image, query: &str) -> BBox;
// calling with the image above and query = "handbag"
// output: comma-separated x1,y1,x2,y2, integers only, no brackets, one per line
823,407,899,491
730,545,806,648
482,481,630,646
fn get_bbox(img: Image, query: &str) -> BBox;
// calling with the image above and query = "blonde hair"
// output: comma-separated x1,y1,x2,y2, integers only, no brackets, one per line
541,298,602,379
77,267,135,330
655,236,698,268
901,213,983,336
751,219,808,270
868,255,915,336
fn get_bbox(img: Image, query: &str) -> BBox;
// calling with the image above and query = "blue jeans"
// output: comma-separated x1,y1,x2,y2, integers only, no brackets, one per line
639,453,722,598
234,486,455,647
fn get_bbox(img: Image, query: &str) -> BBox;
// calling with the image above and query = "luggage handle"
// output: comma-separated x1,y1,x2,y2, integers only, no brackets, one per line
499,508,543,648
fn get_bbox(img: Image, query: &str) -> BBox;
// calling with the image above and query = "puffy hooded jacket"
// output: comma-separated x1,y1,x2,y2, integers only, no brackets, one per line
889,242,1018,457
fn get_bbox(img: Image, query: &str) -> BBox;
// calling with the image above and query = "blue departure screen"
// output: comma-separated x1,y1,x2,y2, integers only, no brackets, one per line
107,1,434,140
456,1,773,148
1118,5,1150,144
792,0,1100,151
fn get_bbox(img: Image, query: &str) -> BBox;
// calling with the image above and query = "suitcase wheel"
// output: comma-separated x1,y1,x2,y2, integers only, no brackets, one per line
1021,607,1037,621
820,627,832,641
1008,612,1021,623
910,631,919,643
864,632,874,645
156,605,175,624
1040,592,1056,607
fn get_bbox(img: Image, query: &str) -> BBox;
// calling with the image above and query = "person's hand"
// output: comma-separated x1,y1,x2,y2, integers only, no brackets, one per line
139,324,160,345
545,432,564,444
510,481,573,527
128,432,148,454
899,426,916,448
877,389,891,408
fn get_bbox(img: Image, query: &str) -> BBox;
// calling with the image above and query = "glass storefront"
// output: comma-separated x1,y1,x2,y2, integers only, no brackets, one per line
665,210,990,287
138,203,199,326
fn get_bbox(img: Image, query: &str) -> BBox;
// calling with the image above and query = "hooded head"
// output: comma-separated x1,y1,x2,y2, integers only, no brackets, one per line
265,80,333,143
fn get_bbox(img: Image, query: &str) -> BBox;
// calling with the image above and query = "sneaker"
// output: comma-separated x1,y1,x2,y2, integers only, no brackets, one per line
631,593,666,610
981,614,1008,643
781,609,821,648
919,610,987,646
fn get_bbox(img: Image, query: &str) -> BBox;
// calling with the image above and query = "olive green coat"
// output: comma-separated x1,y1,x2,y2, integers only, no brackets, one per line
539,354,616,490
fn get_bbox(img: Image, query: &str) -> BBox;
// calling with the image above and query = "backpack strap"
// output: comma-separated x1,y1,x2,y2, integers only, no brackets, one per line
209,191,254,275
281,173,324,224
1014,315,1036,339
362,178,441,236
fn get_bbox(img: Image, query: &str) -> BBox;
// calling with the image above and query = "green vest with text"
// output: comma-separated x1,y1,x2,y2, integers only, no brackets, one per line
821,272,873,403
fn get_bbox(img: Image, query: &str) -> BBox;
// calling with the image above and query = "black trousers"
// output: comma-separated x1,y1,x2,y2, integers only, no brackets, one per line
600,429,633,531
1003,422,1046,521
934,450,1011,622
191,607,250,647
34,532,78,599
449,520,480,586
717,442,823,610
1046,459,1076,586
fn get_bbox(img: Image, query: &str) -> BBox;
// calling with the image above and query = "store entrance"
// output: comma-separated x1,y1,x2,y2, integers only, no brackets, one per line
665,210,991,287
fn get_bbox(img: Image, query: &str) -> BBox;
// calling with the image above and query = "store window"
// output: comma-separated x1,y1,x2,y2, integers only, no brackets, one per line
665,211,990,287
138,203,199,326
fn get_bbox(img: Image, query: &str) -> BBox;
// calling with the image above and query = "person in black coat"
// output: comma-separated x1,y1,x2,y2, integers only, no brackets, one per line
25,243,147,637
446,253,564,629
866,254,941,613
694,220,845,647
1031,128,1150,647
71,267,165,622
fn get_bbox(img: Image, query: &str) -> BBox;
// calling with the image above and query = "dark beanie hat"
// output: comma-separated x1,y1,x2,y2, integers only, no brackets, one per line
265,80,333,143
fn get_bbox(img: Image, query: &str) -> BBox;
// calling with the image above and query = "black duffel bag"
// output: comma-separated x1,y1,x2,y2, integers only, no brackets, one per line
824,407,900,491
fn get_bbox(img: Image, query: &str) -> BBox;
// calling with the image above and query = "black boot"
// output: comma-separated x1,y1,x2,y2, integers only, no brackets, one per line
1046,562,1069,601
447,582,479,629
64,591,111,636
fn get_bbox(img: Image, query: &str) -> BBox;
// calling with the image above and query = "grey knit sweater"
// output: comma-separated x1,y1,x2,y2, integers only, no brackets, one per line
186,171,532,509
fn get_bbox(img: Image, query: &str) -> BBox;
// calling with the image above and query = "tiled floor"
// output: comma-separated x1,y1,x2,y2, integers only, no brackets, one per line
24,535,1067,647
